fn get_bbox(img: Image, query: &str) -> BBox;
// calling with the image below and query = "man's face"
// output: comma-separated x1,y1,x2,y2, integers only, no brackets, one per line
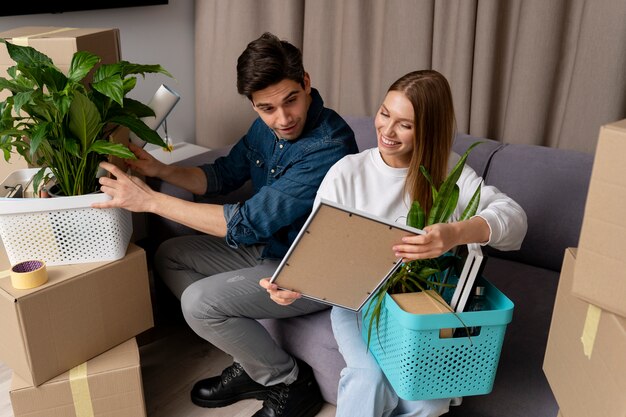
251,74,312,140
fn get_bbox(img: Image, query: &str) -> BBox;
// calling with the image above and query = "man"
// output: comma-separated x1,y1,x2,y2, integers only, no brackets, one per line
95,32,358,417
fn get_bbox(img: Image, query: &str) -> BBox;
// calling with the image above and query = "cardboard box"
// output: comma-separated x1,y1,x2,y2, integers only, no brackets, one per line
10,338,146,417
543,248,626,417
0,243,153,386
0,26,121,76
572,118,626,317
0,26,121,182
391,290,453,338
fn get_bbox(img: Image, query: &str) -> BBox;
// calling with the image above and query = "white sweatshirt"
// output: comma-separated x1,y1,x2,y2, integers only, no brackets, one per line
315,147,527,251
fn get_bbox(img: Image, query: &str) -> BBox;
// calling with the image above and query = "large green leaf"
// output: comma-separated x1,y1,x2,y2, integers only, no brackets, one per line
93,62,122,83
109,115,167,147
119,62,173,79
88,140,136,159
28,122,49,156
39,66,67,93
67,51,101,83
91,75,124,106
119,97,156,118
68,91,102,152
0,77,31,94
3,40,53,68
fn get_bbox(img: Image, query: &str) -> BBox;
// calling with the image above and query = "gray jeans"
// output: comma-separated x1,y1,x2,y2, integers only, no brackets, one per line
154,234,329,385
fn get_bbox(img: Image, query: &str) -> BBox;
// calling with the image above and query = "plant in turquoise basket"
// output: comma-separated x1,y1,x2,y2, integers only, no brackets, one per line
364,141,483,348
0,39,171,196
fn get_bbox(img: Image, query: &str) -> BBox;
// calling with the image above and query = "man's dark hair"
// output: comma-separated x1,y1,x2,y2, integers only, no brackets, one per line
237,32,305,99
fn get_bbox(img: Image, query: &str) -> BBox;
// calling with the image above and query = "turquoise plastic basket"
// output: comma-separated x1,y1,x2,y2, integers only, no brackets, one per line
361,278,514,400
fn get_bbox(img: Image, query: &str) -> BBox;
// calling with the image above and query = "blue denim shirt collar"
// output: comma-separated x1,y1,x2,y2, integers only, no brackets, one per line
197,88,358,259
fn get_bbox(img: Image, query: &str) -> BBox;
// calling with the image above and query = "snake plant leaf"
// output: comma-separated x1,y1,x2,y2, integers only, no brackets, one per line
426,142,483,225
109,114,167,147
419,165,438,200
68,51,101,83
69,91,102,152
88,140,136,159
429,184,459,226
460,182,482,221
407,200,425,229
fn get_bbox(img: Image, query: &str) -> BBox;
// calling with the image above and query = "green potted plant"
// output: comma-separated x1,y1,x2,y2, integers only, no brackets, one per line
364,141,483,347
0,39,172,196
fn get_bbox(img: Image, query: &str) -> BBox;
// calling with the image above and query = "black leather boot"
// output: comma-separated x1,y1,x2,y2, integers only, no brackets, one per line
191,362,270,408
252,359,324,417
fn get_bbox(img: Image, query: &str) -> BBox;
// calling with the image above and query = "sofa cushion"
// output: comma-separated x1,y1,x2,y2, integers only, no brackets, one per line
482,144,593,271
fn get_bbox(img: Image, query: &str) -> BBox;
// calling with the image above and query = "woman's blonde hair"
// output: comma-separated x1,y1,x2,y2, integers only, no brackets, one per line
387,70,456,213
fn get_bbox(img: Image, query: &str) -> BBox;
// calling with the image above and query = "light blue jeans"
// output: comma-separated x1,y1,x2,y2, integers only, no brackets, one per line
331,307,453,417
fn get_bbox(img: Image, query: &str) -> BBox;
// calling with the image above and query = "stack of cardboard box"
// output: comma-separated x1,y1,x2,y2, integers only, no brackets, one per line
543,119,626,417
0,243,154,416
0,27,154,417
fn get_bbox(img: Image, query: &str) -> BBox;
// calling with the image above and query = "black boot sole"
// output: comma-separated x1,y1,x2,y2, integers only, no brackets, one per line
191,389,270,408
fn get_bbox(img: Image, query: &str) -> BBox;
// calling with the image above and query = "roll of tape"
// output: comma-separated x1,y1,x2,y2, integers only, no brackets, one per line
10,260,48,290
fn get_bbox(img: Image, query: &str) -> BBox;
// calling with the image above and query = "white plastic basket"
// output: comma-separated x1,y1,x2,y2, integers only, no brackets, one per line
0,169,132,266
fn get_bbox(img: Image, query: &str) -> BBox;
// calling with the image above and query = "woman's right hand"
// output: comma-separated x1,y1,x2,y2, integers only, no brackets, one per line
259,278,302,306
125,142,166,178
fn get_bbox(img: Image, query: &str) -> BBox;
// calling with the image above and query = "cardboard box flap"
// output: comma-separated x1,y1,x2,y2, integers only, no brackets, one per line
11,338,139,391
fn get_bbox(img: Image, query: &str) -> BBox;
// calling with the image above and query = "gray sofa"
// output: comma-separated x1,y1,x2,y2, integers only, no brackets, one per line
145,116,594,417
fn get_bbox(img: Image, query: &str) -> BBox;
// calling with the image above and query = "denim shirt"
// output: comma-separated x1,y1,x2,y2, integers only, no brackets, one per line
197,88,358,259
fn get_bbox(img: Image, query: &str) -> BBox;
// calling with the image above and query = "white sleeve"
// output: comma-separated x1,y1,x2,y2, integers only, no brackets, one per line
455,165,528,251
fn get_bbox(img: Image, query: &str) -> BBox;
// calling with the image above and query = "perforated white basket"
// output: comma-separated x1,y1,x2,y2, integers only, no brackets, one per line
0,170,132,266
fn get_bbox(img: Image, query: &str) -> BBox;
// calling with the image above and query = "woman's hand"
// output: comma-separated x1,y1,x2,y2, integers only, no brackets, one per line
259,278,302,306
393,223,458,261
392,217,490,261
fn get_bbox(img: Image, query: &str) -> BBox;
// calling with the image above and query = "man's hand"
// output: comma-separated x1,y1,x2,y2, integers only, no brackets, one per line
92,161,156,212
124,142,167,178
259,278,301,306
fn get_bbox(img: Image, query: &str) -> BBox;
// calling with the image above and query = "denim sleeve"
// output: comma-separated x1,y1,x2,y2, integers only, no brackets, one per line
195,137,252,199
225,137,355,247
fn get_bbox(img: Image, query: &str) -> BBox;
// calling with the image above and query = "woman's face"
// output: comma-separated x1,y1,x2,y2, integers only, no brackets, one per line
374,90,415,168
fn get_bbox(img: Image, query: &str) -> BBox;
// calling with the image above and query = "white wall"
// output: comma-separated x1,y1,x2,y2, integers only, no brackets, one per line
0,0,196,144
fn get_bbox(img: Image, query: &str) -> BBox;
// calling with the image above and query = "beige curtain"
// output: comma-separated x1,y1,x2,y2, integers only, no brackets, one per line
195,0,626,154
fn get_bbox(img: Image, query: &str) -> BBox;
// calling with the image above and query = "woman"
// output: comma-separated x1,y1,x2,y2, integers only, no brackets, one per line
260,70,527,416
